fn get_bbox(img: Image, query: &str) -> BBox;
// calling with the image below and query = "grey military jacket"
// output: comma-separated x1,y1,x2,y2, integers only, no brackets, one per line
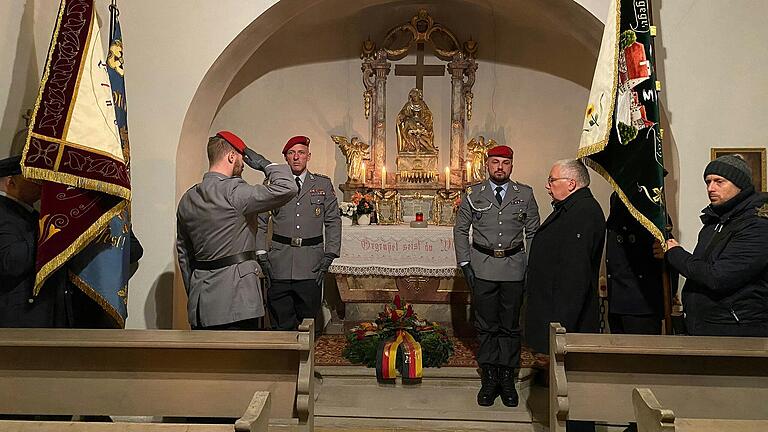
256,171,341,280
453,180,540,281
176,164,297,327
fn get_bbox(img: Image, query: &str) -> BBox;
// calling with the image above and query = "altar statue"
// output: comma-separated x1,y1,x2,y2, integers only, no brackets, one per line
466,136,497,182
333,135,370,183
396,88,437,153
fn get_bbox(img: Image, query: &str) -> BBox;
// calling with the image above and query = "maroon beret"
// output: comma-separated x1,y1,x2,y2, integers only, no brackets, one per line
487,145,513,159
216,131,246,154
282,135,310,154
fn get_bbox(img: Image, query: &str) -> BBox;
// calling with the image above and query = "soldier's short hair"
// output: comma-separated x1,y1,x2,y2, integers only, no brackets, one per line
555,158,590,188
207,135,232,165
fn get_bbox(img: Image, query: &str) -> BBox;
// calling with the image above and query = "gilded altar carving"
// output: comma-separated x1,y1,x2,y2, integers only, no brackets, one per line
396,88,436,154
466,136,498,183
333,135,370,184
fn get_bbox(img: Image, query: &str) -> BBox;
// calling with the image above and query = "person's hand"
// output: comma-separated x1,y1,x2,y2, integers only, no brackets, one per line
243,147,271,171
257,254,273,287
461,263,476,290
652,239,665,259
314,254,336,287
666,238,680,251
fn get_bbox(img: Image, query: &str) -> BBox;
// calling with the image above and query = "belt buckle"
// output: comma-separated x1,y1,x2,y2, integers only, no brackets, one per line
291,237,303,247
493,249,505,258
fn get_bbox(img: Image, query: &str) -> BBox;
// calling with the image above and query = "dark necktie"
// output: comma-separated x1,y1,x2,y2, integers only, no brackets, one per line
495,186,503,204
295,177,302,194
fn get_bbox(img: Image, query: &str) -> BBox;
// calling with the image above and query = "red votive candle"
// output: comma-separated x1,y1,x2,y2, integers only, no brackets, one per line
415,212,424,222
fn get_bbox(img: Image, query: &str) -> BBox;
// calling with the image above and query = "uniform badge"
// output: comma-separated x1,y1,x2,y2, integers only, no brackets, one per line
310,189,326,196
315,207,322,216
517,212,527,221
757,203,768,219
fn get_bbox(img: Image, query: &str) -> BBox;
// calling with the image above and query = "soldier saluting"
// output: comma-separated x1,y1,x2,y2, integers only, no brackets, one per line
256,136,341,331
453,145,540,407
176,131,297,330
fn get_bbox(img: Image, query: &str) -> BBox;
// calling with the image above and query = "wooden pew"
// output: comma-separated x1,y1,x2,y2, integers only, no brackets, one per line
548,322,768,432
633,387,768,432
0,319,315,432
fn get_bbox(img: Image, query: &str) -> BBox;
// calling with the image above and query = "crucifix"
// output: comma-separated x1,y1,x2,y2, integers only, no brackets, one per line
394,43,445,90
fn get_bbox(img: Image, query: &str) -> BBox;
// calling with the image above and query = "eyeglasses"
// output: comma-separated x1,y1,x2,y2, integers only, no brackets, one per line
547,177,572,185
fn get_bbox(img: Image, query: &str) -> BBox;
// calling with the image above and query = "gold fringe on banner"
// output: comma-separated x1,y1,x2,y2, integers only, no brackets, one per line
69,272,125,328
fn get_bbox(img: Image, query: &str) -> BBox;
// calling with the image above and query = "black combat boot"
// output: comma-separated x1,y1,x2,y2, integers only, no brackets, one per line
477,366,500,406
499,366,519,407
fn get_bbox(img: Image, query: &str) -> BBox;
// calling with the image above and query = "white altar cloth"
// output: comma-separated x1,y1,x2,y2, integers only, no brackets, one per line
329,225,459,278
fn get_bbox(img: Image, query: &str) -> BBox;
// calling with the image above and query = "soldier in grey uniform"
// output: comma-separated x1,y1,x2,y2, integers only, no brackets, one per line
256,136,341,331
453,145,540,407
177,131,297,330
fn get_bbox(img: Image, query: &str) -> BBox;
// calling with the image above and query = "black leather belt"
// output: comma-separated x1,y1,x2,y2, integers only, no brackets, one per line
473,242,524,258
191,251,257,271
272,234,323,247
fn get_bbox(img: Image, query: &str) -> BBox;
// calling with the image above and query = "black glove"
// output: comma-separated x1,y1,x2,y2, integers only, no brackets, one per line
257,254,273,287
461,263,476,290
313,254,336,287
243,147,271,172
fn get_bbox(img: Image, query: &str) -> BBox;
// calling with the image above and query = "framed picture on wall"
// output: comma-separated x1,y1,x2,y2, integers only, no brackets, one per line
710,147,767,192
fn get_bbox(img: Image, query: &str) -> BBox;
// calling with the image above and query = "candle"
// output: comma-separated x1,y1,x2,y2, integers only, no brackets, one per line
361,162,366,185
444,166,450,190
465,161,471,183
415,212,424,222
381,166,386,189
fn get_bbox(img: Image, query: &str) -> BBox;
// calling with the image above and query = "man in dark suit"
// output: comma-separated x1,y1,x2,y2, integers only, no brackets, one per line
177,131,297,330
525,159,606,353
0,155,68,327
256,136,341,332
454,145,540,408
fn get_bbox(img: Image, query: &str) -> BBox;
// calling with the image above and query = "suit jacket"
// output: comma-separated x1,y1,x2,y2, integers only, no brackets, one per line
0,194,68,327
256,171,341,280
176,164,297,327
524,187,605,354
453,180,540,281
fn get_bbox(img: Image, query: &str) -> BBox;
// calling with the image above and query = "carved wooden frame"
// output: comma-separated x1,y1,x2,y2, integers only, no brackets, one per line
433,190,461,226
373,190,400,225
398,192,436,223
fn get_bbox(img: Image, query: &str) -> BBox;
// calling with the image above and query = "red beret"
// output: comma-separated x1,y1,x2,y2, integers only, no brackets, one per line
282,135,310,154
216,131,246,154
487,145,514,159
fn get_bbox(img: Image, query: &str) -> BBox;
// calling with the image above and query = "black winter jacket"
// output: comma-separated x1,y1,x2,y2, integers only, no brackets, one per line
667,192,768,335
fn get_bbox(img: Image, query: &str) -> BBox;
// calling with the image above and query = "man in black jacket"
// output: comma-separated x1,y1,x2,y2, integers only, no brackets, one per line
666,155,768,336
525,159,606,354
0,156,68,327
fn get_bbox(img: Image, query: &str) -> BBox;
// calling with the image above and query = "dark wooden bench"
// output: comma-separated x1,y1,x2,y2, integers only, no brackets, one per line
0,319,315,431
549,322,768,432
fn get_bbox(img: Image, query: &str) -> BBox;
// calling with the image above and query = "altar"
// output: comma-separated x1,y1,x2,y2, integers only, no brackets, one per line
327,9,488,333
329,225,471,331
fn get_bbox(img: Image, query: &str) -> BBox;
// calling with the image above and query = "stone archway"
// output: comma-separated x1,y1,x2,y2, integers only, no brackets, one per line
172,0,678,328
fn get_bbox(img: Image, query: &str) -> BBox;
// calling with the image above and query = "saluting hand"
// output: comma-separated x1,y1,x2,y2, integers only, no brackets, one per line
243,147,272,172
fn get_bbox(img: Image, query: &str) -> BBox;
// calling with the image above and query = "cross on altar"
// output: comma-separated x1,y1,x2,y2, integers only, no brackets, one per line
395,43,445,90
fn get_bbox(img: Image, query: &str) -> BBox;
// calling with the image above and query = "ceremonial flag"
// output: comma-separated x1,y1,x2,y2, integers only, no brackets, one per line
66,1,133,327
21,0,130,325
578,0,666,243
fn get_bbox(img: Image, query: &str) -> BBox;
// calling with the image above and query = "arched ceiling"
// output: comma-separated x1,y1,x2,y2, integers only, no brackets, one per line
220,0,603,110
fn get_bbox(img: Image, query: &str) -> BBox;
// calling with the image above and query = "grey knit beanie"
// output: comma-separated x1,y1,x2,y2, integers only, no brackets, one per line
704,155,753,191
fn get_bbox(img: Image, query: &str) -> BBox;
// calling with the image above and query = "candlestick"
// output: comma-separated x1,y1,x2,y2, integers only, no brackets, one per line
381,166,386,189
361,162,366,186
465,161,471,184
444,166,450,190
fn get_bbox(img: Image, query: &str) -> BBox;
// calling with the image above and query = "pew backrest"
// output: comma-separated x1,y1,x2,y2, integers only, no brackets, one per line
633,387,768,432
549,322,768,432
0,319,314,431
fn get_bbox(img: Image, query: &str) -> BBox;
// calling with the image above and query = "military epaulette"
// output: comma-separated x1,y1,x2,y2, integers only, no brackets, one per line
465,181,482,194
312,173,331,180
511,180,532,191
757,203,768,219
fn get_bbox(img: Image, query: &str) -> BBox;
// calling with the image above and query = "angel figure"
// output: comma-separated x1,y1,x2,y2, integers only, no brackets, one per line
466,136,497,182
333,135,370,183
